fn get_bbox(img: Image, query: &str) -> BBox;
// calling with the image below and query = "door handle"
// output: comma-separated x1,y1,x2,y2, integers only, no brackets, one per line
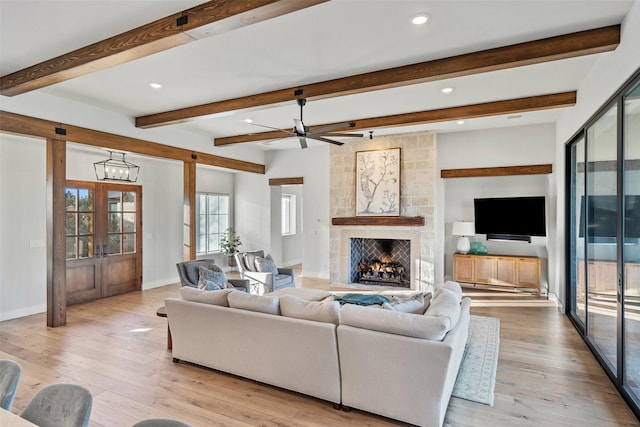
102,244,108,257
95,245,101,259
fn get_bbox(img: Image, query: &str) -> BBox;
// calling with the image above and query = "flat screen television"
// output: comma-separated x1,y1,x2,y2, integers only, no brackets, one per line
474,196,546,242
578,195,640,242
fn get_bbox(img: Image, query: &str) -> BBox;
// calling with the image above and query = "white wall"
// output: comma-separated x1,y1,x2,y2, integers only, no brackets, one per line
234,146,330,278
437,123,556,295
553,0,640,307
0,135,47,320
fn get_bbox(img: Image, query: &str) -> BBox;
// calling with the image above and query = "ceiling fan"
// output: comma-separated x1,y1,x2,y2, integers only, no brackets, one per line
253,98,364,149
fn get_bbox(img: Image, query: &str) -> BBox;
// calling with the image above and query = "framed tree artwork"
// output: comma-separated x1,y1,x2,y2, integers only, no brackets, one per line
355,147,400,216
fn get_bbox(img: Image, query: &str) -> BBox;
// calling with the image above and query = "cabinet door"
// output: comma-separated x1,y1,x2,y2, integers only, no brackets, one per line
496,258,516,285
474,257,496,285
516,258,540,288
453,255,474,283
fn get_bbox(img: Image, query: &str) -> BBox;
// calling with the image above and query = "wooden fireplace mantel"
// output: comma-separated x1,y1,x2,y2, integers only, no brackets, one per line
331,216,425,226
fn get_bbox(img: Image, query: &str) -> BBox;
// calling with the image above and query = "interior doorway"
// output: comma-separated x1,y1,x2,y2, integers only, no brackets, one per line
65,180,142,305
269,180,303,270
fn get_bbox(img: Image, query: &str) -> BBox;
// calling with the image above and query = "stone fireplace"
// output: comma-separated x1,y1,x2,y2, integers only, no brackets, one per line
329,132,437,292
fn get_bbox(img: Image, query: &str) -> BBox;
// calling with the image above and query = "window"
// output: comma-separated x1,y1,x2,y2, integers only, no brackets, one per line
281,193,296,236
196,193,229,255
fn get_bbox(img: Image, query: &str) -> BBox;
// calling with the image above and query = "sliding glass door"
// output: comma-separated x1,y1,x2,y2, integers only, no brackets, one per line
567,70,640,418
623,80,640,403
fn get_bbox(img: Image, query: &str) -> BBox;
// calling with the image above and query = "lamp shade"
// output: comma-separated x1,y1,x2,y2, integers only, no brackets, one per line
452,221,475,236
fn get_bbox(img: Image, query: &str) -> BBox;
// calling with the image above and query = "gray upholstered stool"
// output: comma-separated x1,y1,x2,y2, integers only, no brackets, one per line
132,419,193,427
0,359,22,410
21,383,92,427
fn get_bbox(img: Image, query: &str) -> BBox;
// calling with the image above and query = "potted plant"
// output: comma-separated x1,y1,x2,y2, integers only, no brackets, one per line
220,228,242,267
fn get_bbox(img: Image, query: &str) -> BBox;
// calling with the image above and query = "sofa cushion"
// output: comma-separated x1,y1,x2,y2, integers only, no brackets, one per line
280,295,340,325
179,286,233,306
198,265,228,290
267,288,332,301
382,292,432,314
227,291,280,315
425,287,462,327
255,254,279,275
185,259,215,285
340,304,450,341
440,280,463,300
243,251,265,272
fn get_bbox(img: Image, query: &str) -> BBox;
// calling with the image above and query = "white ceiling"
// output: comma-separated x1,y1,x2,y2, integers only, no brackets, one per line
0,0,635,151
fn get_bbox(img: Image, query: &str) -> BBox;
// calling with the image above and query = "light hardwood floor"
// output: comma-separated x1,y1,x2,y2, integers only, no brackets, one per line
1,278,639,427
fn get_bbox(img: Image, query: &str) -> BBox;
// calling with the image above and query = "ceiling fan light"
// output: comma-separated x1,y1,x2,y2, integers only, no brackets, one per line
411,13,430,25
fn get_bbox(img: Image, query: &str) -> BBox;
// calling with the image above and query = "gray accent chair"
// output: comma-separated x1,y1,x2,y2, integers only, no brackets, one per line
132,419,193,427
0,359,21,410
234,250,295,294
21,383,92,427
176,259,249,292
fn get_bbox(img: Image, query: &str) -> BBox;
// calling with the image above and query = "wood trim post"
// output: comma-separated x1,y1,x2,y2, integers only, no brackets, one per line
183,161,197,261
46,138,66,327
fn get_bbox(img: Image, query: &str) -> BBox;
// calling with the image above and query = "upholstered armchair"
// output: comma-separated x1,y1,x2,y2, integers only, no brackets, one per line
234,250,295,295
176,259,250,292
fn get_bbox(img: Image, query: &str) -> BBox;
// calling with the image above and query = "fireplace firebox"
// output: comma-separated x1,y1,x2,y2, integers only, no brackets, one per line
349,238,410,288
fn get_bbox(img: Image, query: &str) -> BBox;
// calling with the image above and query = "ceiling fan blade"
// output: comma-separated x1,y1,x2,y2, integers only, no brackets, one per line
312,132,364,138
307,135,344,146
293,118,306,135
250,123,292,135
298,136,308,149
311,121,356,134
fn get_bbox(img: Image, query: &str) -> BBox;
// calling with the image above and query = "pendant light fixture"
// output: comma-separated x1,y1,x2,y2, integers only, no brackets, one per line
94,151,140,182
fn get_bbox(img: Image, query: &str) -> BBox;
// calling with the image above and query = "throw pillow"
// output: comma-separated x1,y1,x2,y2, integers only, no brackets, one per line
227,291,280,315
440,280,463,301
179,286,233,306
382,293,427,314
198,265,228,290
340,303,451,341
280,295,340,325
185,259,215,285
255,254,279,275
243,250,265,272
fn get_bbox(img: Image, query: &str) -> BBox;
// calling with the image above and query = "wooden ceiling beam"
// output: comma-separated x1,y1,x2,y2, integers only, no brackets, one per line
137,25,618,128
214,91,576,145
0,0,327,97
0,110,265,174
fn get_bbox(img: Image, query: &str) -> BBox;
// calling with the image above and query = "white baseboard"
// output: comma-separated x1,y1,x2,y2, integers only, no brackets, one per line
0,303,46,321
142,277,179,290
302,270,330,280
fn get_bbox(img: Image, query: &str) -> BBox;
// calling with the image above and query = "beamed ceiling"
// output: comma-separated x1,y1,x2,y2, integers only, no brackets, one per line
0,0,635,153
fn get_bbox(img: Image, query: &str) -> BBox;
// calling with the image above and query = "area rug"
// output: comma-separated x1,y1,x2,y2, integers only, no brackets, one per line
452,315,500,406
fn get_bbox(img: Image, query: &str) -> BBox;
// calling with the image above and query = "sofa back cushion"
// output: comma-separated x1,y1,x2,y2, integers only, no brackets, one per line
340,304,451,341
227,291,280,315
280,295,340,325
440,280,463,300
425,287,462,328
179,286,233,306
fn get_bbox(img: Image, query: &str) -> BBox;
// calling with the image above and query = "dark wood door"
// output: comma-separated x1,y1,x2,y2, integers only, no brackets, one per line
65,181,142,305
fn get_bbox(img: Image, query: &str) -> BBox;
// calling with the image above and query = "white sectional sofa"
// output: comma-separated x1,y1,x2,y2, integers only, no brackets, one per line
164,284,470,427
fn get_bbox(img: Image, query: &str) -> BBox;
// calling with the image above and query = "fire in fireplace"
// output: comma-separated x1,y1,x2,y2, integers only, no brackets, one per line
350,238,410,288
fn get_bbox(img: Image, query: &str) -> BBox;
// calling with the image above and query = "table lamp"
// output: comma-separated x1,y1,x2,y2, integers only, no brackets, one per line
452,221,475,254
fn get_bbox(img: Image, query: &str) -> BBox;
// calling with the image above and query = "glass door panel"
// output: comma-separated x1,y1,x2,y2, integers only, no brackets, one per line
623,81,640,402
570,135,587,326
586,103,618,374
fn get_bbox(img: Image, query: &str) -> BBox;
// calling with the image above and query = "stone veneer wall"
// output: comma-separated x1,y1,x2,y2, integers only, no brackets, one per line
329,131,436,291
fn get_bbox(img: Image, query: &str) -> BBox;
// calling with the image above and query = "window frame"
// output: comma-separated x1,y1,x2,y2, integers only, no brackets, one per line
196,192,230,255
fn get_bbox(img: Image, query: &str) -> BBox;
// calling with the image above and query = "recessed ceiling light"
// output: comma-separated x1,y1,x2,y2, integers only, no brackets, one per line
243,118,253,123
411,13,430,25
262,141,272,146
441,87,454,94
457,120,465,125
149,82,163,89
507,114,523,119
